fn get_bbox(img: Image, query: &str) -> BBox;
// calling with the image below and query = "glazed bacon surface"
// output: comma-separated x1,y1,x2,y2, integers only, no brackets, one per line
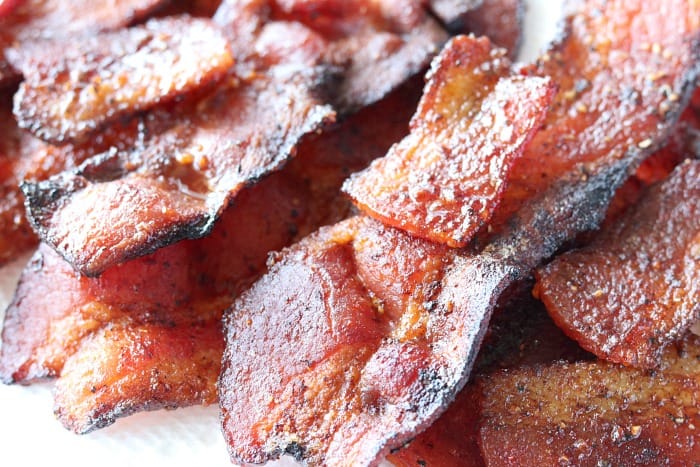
213,0,448,113
343,40,553,247
0,0,169,86
10,16,234,144
491,0,700,228
219,35,554,465
219,0,700,465
535,160,700,369
0,78,418,433
19,0,455,276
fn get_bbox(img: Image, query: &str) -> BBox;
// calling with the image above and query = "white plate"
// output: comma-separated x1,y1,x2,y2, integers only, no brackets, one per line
0,1,562,465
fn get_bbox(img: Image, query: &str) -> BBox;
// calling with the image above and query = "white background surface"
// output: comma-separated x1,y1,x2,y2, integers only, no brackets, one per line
0,1,562,465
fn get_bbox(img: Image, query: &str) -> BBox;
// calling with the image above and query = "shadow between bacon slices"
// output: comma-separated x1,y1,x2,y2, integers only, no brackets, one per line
0,79,420,433
0,0,170,87
219,35,554,466
219,0,700,464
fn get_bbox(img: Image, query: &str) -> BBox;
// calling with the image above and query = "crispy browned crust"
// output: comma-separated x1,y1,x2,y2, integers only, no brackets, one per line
215,0,448,114
10,16,233,144
388,286,592,467
219,36,553,466
535,160,700,368
0,79,419,433
21,62,334,276
0,0,170,86
344,36,554,247
219,1,700,465
478,333,700,465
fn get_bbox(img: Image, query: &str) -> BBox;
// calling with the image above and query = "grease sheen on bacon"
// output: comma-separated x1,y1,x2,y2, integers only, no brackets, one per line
219,35,553,466
343,36,554,247
0,80,418,432
490,0,700,228
214,0,447,113
535,160,700,368
0,0,169,86
11,16,234,144
219,0,700,464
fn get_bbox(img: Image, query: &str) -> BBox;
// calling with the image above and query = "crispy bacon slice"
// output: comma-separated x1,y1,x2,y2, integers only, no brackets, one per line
219,35,552,465
219,1,700,465
22,56,334,276
343,36,554,247
461,0,523,59
534,160,700,368
491,0,700,229
388,287,591,467
214,0,447,113
0,80,416,432
0,0,169,86
10,17,233,144
478,332,700,465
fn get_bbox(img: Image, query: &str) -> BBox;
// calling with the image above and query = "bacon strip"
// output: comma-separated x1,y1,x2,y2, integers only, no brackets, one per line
214,0,448,113
0,80,417,432
343,37,554,247
219,35,553,465
0,0,169,86
534,160,700,368
22,56,334,276
492,0,700,228
219,1,700,464
11,17,234,144
478,333,700,465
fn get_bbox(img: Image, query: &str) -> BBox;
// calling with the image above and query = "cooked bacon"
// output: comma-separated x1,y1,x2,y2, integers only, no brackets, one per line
478,333,700,465
343,36,554,247
215,0,447,113
0,0,169,86
461,0,523,59
219,35,553,466
388,287,591,467
10,17,233,144
534,160,700,368
219,1,700,465
491,0,700,229
22,58,334,276
0,80,416,432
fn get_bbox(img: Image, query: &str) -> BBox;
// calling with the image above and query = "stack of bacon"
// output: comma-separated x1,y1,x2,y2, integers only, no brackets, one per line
0,0,698,465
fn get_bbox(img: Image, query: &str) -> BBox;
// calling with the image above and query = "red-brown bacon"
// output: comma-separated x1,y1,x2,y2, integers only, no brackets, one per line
534,160,700,368
214,0,447,114
478,332,700,465
219,35,553,465
0,0,169,86
343,38,553,248
0,79,418,433
19,0,451,276
10,16,234,144
219,0,700,464
22,55,334,276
